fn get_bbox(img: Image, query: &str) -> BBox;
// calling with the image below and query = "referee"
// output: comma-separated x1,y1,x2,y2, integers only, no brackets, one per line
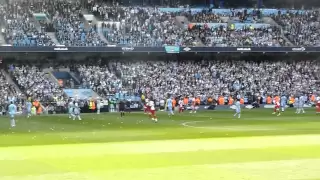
119,100,125,117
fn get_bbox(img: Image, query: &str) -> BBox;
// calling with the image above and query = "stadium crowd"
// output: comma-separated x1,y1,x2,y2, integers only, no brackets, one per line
0,0,319,47
0,1,55,46
0,57,316,115
77,65,122,96
51,1,106,46
98,7,197,46
273,10,320,46
0,70,19,106
10,65,66,104
187,11,223,23
74,60,319,103
190,24,286,47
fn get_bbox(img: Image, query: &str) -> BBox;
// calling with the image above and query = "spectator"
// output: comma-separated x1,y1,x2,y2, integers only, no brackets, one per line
1,1,54,46
273,10,320,46
10,65,66,104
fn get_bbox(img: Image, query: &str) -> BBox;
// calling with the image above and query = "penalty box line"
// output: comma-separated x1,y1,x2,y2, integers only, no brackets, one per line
180,121,281,131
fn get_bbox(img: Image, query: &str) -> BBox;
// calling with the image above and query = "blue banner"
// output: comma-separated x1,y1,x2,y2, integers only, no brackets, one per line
63,89,95,99
165,45,180,53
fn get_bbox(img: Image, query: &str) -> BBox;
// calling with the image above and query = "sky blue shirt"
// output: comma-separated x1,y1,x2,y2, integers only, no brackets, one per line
26,102,32,111
8,104,17,114
167,99,172,107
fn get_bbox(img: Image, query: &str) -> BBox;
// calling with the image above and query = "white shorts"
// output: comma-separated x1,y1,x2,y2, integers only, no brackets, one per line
9,113,15,118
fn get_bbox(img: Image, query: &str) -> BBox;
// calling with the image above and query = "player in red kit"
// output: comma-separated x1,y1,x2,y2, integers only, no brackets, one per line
144,98,149,114
149,99,157,122
146,99,151,115
272,101,281,116
316,97,320,114
178,98,184,113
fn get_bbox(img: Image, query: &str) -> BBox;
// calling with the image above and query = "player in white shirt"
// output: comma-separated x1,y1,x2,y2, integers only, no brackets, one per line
159,99,165,111
149,99,157,122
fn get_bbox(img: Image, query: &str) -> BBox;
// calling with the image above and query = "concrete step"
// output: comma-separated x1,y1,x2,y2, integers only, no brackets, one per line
69,72,81,85
1,69,23,95
220,16,229,23
96,21,110,44
0,31,6,45
42,69,60,87
47,32,60,45
262,17,294,46
175,16,204,46
82,14,109,44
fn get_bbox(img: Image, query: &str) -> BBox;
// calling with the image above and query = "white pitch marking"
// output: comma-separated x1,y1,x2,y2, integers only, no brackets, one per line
181,121,279,131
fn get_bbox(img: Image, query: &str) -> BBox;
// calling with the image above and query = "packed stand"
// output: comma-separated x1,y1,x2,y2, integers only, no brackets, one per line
187,11,223,23
106,60,319,102
10,65,66,103
190,24,286,47
0,1,54,46
272,10,320,46
0,70,19,106
49,1,106,46
77,65,122,96
228,9,264,23
110,61,215,101
89,2,126,21
91,5,197,46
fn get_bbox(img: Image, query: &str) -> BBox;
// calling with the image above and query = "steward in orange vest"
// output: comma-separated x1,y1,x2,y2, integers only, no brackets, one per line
228,96,234,105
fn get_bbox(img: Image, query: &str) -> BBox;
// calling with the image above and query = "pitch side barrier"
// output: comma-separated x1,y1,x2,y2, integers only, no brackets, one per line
0,46,316,53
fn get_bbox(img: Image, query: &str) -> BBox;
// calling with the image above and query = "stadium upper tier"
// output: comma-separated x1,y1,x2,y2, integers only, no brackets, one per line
0,1,318,47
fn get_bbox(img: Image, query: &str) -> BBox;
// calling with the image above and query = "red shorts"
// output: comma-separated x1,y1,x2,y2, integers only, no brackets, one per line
147,106,151,112
275,105,280,109
150,110,156,116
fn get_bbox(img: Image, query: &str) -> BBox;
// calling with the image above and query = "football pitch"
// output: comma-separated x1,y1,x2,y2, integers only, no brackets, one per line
0,108,320,180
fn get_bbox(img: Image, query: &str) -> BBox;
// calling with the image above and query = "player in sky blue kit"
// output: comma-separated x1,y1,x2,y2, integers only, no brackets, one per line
26,101,32,118
68,99,75,119
294,96,299,114
298,95,305,114
166,97,174,116
233,99,241,119
73,101,82,121
8,102,17,127
280,95,287,112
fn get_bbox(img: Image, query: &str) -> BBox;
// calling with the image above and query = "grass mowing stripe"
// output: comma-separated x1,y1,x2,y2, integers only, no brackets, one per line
1,134,320,157
2,159,320,180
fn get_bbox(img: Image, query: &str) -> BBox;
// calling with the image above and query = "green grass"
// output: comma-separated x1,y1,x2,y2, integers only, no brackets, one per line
0,108,320,180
